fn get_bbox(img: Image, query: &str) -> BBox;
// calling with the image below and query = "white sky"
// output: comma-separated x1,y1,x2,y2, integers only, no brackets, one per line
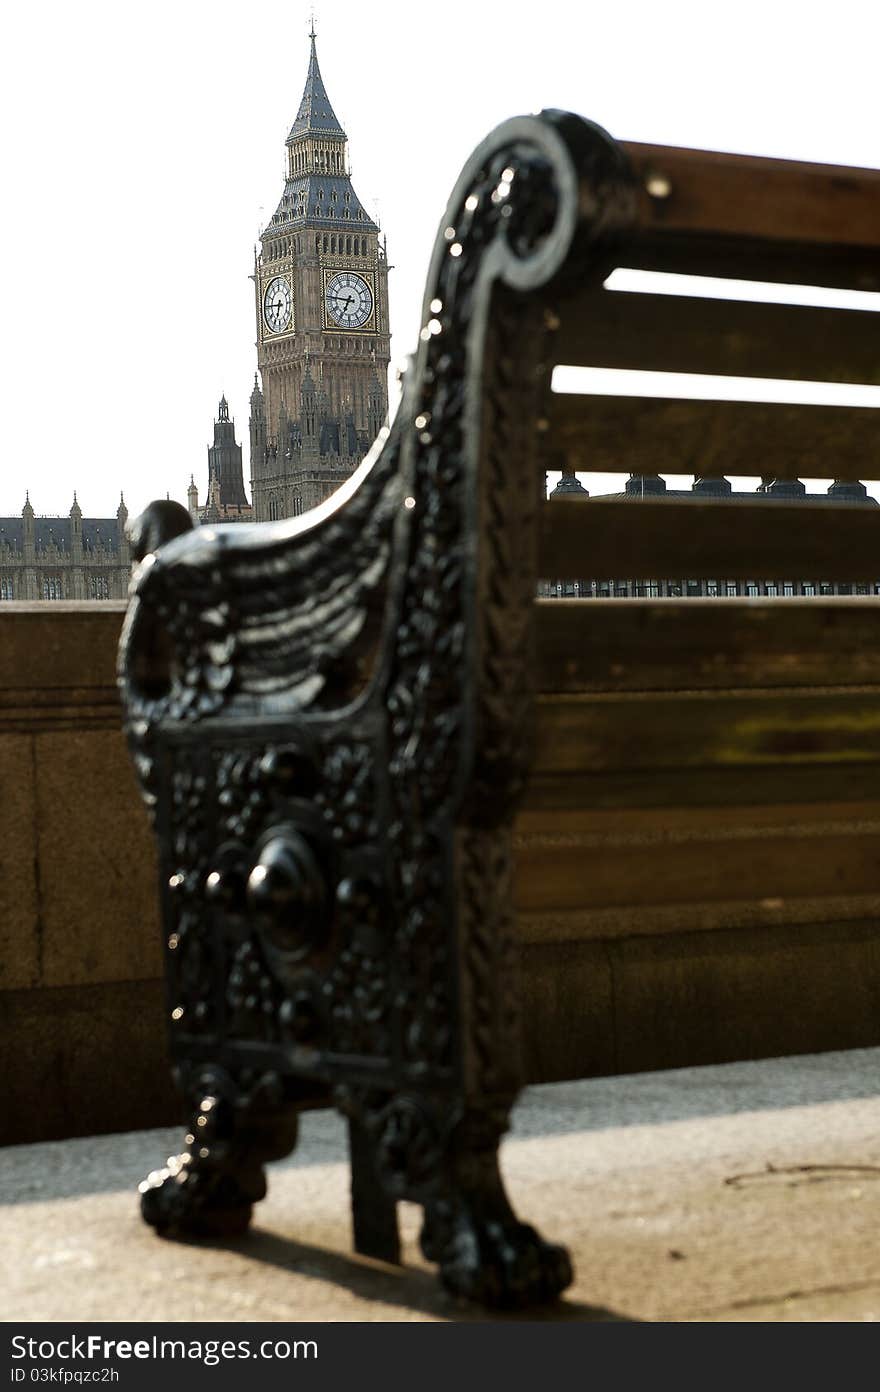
1,0,878,518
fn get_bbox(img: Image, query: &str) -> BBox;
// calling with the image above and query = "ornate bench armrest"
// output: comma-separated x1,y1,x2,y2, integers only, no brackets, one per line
117,109,634,1309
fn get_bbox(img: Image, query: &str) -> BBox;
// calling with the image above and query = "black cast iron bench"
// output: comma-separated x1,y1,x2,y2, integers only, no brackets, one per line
119,108,880,1309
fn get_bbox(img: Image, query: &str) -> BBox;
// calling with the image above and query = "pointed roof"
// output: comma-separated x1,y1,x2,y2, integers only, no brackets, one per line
287,33,346,142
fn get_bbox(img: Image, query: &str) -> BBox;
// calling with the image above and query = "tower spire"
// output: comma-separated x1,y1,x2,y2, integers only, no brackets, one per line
288,26,345,140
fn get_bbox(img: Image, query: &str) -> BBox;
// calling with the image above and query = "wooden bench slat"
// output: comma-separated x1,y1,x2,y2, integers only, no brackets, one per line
546,393,880,484
535,597,880,692
524,762,880,813
623,141,880,252
532,688,880,778
618,236,880,294
515,896,880,946
514,824,880,913
553,290,880,386
539,494,880,581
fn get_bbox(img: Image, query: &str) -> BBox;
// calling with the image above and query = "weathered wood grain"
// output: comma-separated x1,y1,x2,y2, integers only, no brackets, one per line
534,688,880,773
554,289,880,386
545,394,880,485
622,142,880,246
535,597,880,691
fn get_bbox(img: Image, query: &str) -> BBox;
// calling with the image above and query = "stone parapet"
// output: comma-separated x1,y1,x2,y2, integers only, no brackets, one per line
0,603,179,1145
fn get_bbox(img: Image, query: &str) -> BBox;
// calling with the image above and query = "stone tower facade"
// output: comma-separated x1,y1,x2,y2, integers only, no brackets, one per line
188,396,254,525
249,30,391,521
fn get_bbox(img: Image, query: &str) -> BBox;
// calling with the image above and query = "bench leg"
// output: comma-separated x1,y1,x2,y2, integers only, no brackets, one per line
348,1116,401,1264
419,1106,572,1309
139,1065,300,1239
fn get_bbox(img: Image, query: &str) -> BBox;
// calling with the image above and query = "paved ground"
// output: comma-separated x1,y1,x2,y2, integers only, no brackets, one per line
4,1047,880,1322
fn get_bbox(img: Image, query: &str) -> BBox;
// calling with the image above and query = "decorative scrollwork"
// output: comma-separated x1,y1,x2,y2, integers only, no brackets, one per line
165,756,216,1035
383,134,574,1077
226,937,281,1042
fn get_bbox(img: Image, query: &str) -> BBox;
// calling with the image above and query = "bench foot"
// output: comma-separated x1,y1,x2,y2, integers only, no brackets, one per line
422,1198,572,1310
425,1210,572,1310
419,1107,571,1309
346,1093,572,1309
139,1066,299,1240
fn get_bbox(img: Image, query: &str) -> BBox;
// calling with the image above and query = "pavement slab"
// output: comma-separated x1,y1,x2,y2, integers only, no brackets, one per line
4,1047,880,1322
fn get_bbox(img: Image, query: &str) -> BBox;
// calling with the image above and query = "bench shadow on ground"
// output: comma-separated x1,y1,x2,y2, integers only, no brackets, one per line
182,1226,635,1323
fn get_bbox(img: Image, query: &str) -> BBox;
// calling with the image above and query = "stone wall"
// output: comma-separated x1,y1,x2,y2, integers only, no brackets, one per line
0,604,180,1145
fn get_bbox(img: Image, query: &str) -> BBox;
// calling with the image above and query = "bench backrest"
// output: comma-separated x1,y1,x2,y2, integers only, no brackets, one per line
510,121,880,1077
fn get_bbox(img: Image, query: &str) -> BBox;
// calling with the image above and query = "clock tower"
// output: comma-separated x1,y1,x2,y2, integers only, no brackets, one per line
250,29,391,521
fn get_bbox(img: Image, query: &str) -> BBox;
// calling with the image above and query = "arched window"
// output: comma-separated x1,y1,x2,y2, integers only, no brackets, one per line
89,574,109,599
331,235,336,253
268,494,279,521
0,576,13,600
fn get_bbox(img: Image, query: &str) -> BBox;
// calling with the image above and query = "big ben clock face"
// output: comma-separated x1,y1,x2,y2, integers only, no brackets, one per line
263,276,293,334
323,270,374,330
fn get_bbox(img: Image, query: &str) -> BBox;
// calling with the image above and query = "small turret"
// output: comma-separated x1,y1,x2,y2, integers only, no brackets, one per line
204,474,222,523
22,492,35,539
187,475,199,520
70,492,83,563
117,493,131,566
367,365,385,441
344,404,358,457
21,494,36,596
248,374,267,500
301,362,318,450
